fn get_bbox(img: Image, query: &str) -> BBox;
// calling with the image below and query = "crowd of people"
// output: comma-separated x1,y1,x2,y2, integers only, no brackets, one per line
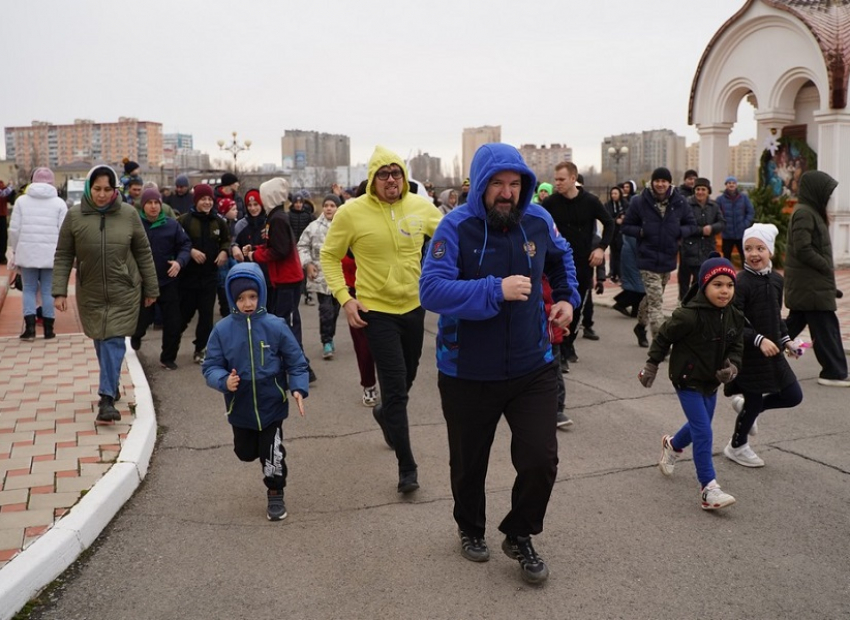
3,146,849,586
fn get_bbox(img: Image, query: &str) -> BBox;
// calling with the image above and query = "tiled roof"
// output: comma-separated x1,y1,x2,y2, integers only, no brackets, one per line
689,0,850,123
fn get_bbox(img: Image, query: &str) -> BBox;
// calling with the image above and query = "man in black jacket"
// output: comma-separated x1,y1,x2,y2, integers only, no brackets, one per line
542,162,614,369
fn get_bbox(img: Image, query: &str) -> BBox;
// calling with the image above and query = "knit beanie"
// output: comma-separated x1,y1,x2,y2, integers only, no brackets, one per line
743,222,779,256
126,175,143,187
725,176,738,184
32,167,55,185
694,177,712,193
175,174,190,187
244,189,263,208
229,277,258,302
323,193,342,207
220,172,239,187
538,182,553,195
123,159,140,176
217,197,236,215
651,167,672,183
684,169,698,180
698,252,737,290
141,188,162,206
193,184,214,205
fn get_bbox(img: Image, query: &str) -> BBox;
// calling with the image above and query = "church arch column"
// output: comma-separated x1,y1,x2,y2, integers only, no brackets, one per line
695,123,733,193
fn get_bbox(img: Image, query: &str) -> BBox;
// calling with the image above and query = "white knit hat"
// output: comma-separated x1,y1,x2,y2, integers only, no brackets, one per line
743,222,779,256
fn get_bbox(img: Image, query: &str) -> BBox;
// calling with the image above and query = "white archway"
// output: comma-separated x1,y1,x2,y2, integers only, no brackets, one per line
689,0,850,264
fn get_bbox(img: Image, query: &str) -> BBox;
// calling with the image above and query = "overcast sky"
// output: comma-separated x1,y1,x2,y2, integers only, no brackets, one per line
4,0,755,175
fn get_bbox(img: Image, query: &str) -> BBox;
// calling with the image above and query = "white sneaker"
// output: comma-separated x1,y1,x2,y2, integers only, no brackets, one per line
723,441,764,467
658,434,679,476
730,395,757,435
817,377,850,387
701,481,736,510
362,385,378,407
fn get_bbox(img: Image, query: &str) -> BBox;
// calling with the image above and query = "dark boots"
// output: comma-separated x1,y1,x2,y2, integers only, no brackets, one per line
96,395,121,424
19,315,36,341
43,318,55,339
634,323,649,348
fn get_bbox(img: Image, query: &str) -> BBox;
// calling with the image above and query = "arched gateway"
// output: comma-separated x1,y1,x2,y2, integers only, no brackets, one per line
690,0,850,265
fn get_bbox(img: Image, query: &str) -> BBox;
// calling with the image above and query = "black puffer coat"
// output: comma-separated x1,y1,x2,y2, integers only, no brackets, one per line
727,268,797,395
680,196,725,268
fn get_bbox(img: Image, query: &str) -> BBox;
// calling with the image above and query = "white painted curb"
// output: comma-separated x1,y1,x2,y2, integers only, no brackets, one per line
0,341,156,620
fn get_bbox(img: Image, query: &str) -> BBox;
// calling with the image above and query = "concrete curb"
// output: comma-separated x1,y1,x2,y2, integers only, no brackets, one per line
0,340,156,620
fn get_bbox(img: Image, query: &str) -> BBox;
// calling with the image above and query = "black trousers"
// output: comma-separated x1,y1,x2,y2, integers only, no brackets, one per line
722,238,744,264
272,282,303,347
786,309,849,380
565,267,593,348
232,419,286,491
317,292,340,344
363,307,425,474
134,283,182,363
179,281,217,353
677,262,699,301
0,215,7,263
438,363,559,538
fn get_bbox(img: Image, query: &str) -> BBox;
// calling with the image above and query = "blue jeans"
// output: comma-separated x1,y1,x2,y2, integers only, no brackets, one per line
21,267,55,319
671,389,717,487
93,337,126,398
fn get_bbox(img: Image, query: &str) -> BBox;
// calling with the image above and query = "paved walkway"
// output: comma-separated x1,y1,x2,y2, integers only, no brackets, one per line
0,260,848,618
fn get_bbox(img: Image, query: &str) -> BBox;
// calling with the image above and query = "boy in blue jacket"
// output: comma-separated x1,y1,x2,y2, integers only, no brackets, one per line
202,262,309,521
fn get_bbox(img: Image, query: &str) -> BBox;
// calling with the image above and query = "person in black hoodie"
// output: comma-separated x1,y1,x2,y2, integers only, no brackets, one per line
131,188,192,369
164,175,194,215
604,185,628,283
678,169,698,199
542,162,613,367
177,184,231,363
288,193,316,305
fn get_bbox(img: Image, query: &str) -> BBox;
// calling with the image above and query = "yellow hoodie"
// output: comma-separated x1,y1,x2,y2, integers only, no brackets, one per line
320,146,442,314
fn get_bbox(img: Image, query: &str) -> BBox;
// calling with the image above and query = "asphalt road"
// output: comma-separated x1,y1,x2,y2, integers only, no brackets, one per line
26,303,850,620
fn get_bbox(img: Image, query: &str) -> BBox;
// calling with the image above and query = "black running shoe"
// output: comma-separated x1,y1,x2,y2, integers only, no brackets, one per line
502,535,549,584
267,489,287,521
458,530,490,562
397,470,419,494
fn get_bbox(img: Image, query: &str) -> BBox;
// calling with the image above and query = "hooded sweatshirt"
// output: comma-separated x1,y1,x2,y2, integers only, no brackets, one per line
202,262,309,431
419,143,580,381
252,178,303,286
8,182,67,268
320,146,443,314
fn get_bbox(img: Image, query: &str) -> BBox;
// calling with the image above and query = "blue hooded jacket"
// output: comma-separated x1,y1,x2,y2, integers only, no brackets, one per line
202,262,309,430
419,143,580,380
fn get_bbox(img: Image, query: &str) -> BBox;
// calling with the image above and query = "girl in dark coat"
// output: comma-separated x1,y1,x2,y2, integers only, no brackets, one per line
604,186,627,282
724,224,803,467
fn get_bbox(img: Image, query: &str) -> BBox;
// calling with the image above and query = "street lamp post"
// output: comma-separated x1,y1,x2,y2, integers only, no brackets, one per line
217,131,252,172
607,145,629,182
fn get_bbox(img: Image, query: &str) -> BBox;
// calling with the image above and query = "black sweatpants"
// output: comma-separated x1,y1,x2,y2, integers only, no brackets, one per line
438,363,559,538
232,420,286,491
786,309,849,380
317,292,340,344
134,283,182,363
363,306,425,474
180,282,217,354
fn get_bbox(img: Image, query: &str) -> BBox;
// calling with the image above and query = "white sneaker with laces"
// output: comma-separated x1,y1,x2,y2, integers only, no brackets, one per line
701,481,736,510
817,377,850,387
658,434,679,476
723,441,764,467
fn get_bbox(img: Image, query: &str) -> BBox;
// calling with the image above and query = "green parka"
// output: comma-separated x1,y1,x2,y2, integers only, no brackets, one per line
784,170,838,312
647,289,744,395
53,181,159,340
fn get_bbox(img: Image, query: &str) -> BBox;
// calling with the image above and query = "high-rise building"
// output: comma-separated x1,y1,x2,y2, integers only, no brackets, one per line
601,129,686,182
4,118,164,171
686,142,700,175
163,133,196,168
163,133,193,151
408,151,442,184
729,138,758,184
281,130,350,170
462,125,501,179
518,144,573,182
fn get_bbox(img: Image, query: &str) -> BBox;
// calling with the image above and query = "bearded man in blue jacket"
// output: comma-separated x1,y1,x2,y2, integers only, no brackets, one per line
420,143,579,585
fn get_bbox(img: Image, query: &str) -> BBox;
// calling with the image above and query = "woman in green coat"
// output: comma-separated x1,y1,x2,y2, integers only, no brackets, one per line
52,165,160,422
784,170,849,387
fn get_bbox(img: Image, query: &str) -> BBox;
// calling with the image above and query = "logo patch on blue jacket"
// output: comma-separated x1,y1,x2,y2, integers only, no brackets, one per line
524,241,537,258
431,240,447,259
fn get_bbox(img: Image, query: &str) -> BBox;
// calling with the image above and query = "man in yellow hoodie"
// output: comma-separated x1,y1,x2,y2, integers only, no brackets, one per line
321,146,442,494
